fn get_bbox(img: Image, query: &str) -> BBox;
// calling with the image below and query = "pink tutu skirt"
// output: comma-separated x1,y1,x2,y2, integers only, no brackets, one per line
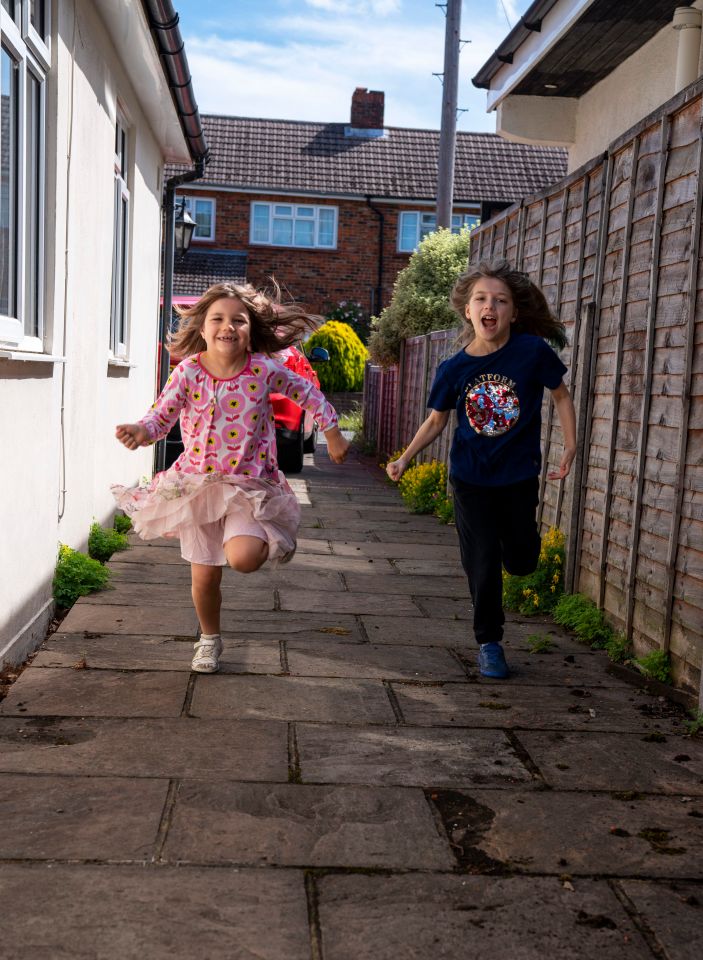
111,470,301,563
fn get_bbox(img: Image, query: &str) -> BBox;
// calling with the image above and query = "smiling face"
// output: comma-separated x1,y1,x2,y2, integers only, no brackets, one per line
465,277,517,353
200,296,252,359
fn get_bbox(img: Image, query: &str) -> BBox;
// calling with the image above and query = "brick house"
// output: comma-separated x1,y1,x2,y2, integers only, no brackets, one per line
173,89,566,317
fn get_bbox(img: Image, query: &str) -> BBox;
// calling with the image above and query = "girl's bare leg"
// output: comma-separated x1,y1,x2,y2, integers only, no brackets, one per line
224,535,269,573
191,562,223,635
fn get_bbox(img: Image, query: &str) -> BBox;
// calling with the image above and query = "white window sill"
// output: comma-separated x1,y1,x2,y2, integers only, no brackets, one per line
0,350,66,363
108,357,138,368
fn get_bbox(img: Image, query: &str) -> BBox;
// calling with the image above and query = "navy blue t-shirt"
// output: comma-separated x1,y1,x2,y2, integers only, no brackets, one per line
427,333,567,487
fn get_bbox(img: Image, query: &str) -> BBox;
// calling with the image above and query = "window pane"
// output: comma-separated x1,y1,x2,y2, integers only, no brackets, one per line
1,1,16,22
26,72,41,337
419,213,435,240
399,212,418,252
297,206,314,217
317,209,335,247
272,218,292,245
252,204,269,242
194,199,212,239
0,48,18,318
30,0,46,35
294,219,314,246
274,205,292,216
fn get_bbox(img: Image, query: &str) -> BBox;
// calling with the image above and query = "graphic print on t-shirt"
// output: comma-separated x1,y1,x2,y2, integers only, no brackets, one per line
464,373,520,436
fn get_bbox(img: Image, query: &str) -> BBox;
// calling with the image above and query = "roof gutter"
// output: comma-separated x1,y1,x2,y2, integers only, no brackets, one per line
141,0,209,163
472,0,560,90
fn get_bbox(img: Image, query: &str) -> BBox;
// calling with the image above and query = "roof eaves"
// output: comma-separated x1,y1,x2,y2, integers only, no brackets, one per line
472,0,561,89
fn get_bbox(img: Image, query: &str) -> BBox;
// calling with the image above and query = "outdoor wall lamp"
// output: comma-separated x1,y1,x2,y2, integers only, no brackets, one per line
174,198,196,257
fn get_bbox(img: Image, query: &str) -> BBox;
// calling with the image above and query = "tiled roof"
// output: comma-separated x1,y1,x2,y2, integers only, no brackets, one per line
172,249,247,297
170,115,567,204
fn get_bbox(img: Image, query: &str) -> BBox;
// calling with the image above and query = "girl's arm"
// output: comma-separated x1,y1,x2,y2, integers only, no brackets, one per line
268,362,349,464
115,364,187,450
386,409,450,481
547,381,577,480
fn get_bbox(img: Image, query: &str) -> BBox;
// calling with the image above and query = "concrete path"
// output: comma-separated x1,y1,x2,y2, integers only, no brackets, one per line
1,445,702,959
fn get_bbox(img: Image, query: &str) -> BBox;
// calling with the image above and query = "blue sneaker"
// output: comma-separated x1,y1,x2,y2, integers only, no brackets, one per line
478,642,509,679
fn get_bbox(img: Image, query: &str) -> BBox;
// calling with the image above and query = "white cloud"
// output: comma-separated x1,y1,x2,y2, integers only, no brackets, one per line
181,3,513,131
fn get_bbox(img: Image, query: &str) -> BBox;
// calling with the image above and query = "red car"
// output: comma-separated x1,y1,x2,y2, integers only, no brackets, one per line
159,298,328,473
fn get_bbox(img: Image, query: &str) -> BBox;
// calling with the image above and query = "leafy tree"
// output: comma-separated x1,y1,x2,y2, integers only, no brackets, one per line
368,227,470,366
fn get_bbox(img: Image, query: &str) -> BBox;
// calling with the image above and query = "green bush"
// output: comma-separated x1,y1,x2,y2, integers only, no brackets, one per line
53,545,110,609
635,649,672,683
88,522,129,563
502,527,565,615
113,514,132,534
397,459,454,523
306,320,368,392
552,593,612,646
368,227,470,367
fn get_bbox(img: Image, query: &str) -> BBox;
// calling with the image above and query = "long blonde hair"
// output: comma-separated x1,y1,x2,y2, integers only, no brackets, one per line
451,259,567,350
169,281,322,357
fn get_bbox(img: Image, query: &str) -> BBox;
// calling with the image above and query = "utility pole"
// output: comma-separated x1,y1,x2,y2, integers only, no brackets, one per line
436,0,461,229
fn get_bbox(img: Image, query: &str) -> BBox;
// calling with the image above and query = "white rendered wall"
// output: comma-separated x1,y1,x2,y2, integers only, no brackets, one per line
0,0,173,662
568,16,682,170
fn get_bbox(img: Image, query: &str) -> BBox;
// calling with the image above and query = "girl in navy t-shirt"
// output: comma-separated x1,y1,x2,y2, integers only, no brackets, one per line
386,260,577,680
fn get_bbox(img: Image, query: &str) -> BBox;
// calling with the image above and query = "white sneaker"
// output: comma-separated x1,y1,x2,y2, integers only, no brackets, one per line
191,635,223,673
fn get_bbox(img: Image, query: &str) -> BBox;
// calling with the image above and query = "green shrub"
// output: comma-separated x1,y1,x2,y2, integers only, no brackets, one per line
113,514,132,534
368,228,470,367
635,649,672,683
552,593,613,646
88,521,129,563
502,527,565,615
53,544,110,609
398,460,449,516
306,321,368,392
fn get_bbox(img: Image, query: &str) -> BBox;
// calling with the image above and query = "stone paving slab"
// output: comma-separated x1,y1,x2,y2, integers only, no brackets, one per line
343,572,468,598
0,774,168,861
32,634,282,673
0,668,188,718
218,613,365,642
59,602,199,636
304,516,444,533
519,730,703,793
0,863,311,960
163,781,454,869
190,675,397,724
331,540,460,560
413,595,472,619
361,615,470,646
454,788,703,878
393,558,464,576
286,640,466,681
618,880,703,960
0,717,288,780
471,649,639,687
316,874,651,960
80,581,276,611
283,552,394,574
108,561,194,584
391,681,683,733
296,723,532,788
278,588,420,617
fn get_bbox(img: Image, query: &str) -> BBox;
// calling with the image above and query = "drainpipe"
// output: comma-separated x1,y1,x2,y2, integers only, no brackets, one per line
365,196,385,316
673,6,702,93
141,0,209,469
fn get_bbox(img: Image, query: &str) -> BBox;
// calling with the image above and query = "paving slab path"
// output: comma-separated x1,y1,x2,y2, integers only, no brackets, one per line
1,445,702,959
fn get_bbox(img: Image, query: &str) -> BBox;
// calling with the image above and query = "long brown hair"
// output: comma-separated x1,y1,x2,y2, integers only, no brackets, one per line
450,259,567,350
169,280,322,358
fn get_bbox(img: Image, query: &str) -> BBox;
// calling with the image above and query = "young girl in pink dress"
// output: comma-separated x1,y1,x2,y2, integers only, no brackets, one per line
113,282,349,673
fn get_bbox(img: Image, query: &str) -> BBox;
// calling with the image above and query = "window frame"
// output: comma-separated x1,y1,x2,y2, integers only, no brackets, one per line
396,208,481,253
179,194,216,242
110,113,131,359
0,0,49,350
249,201,338,250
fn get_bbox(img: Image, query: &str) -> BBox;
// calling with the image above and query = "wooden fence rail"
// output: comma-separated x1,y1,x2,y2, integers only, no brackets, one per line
363,79,703,699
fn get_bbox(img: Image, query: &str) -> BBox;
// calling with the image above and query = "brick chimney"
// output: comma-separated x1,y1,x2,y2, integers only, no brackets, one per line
350,88,385,129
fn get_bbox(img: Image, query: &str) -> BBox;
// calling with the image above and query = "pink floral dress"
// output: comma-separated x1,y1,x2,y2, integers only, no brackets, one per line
112,353,338,561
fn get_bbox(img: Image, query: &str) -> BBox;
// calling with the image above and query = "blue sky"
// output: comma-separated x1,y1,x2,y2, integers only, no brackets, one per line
174,0,533,132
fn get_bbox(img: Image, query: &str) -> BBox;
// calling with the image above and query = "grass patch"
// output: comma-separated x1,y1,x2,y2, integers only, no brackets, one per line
525,633,555,654
634,649,672,684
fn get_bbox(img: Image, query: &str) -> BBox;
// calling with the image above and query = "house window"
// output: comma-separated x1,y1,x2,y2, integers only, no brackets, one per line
179,195,215,241
250,202,337,249
0,0,49,347
397,210,481,253
110,116,130,357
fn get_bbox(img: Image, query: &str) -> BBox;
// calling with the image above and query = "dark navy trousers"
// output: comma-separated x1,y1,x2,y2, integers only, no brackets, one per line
451,475,541,646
